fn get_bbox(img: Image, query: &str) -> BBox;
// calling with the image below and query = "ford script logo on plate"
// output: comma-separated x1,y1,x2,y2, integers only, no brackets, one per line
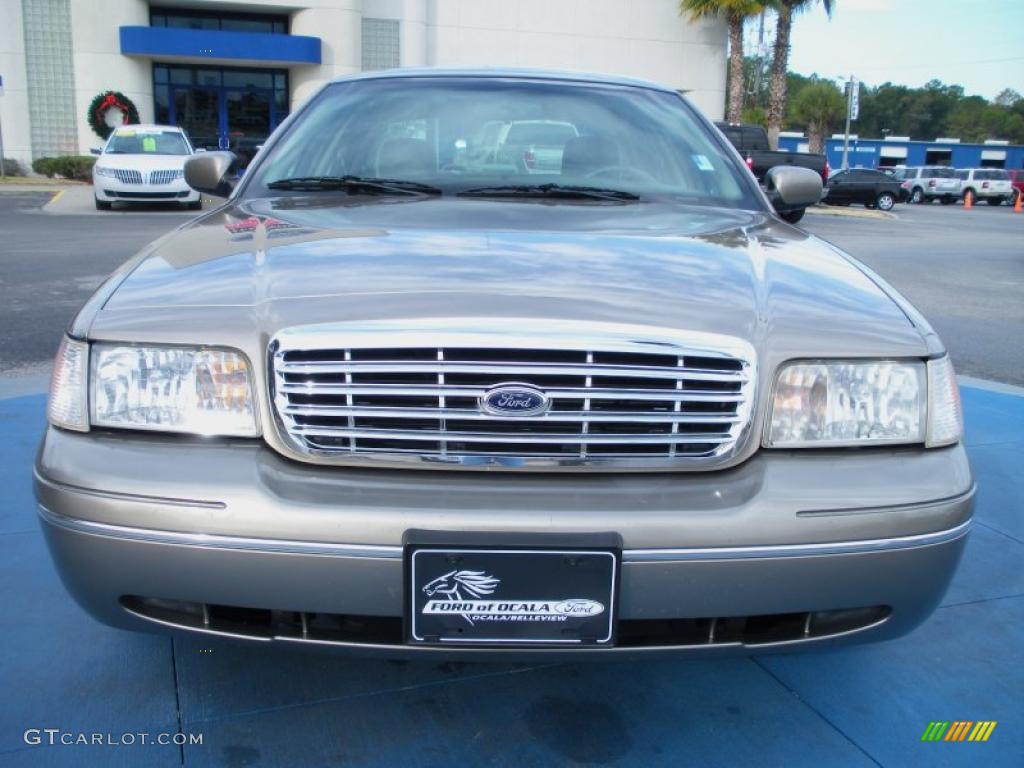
480,383,550,417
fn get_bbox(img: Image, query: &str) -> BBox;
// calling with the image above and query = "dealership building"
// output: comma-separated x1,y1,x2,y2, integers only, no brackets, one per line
0,0,726,167
778,134,1024,171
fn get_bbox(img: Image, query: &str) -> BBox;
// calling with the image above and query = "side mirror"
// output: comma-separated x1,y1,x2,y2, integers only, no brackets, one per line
90,148,102,156
765,166,823,211
184,151,237,197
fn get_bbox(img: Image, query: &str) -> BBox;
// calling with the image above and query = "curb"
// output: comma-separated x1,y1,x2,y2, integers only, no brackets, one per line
805,205,897,221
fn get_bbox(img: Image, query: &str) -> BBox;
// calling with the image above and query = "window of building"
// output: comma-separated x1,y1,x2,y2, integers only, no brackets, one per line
362,18,400,71
150,7,288,35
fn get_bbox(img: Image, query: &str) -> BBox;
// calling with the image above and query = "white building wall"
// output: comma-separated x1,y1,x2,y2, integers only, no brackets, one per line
290,0,363,107
69,0,151,154
421,0,726,119
0,0,32,167
2,0,726,166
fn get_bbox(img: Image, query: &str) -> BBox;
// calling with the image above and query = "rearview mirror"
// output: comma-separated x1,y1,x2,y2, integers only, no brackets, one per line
765,166,823,211
90,148,102,156
184,151,237,197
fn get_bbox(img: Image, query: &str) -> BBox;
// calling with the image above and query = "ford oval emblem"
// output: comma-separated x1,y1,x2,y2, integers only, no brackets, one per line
480,384,550,417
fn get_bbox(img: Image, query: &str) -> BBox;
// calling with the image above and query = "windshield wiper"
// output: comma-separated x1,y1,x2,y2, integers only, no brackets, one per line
266,175,442,196
456,183,640,201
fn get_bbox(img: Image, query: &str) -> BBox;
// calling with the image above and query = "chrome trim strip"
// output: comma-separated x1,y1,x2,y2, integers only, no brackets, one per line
39,505,971,562
34,470,226,509
623,519,972,562
37,505,403,559
797,485,975,517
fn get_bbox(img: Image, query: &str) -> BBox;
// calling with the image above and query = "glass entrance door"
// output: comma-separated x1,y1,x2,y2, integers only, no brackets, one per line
155,64,289,165
172,87,220,150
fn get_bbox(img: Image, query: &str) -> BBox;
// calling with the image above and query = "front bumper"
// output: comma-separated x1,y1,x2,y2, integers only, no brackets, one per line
35,426,974,658
94,177,198,202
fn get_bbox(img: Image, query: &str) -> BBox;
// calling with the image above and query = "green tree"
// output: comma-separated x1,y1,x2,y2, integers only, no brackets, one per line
767,0,834,148
790,81,846,152
681,0,765,122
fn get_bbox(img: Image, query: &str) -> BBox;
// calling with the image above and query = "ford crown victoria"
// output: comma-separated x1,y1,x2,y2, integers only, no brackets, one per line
36,69,972,658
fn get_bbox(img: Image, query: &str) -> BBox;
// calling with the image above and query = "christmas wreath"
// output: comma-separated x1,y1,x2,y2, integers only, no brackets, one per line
87,91,140,140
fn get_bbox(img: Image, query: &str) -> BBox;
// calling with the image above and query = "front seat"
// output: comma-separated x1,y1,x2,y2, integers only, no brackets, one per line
561,136,621,177
376,137,433,178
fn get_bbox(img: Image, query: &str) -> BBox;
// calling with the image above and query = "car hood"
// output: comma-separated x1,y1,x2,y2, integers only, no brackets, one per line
95,153,190,170
91,197,928,361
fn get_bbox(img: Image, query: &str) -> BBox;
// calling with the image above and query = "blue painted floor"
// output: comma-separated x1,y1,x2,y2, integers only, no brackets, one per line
1,386,1021,767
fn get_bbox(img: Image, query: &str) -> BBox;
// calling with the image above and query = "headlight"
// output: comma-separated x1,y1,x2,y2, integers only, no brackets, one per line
91,344,259,436
765,360,925,447
93,165,118,178
48,336,90,432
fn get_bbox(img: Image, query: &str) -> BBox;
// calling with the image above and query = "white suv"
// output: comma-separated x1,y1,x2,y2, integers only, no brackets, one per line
890,166,960,204
954,168,1014,205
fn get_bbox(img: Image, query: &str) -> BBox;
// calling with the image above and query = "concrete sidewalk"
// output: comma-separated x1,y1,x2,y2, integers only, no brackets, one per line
0,385,1020,767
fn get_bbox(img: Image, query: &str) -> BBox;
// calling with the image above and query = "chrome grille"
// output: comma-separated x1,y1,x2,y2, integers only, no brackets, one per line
270,321,756,470
148,169,182,185
113,169,143,184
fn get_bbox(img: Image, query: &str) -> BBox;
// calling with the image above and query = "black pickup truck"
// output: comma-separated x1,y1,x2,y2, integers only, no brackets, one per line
715,123,828,223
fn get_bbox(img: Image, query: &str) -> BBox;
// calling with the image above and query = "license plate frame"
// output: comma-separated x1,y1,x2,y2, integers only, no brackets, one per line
404,531,621,648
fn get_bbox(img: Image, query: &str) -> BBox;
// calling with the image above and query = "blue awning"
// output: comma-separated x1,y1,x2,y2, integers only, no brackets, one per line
120,26,321,67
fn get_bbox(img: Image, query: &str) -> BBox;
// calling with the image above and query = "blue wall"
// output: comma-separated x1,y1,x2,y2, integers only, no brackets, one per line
778,136,1024,170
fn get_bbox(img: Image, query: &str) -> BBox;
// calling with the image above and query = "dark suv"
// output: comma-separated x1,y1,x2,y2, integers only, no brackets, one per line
824,168,903,210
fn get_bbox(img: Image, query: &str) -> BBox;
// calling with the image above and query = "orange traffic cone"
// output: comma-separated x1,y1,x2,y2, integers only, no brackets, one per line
1015,192,1022,213
963,190,973,209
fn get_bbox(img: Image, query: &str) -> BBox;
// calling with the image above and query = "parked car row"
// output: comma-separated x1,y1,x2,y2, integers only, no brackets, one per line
821,165,1021,211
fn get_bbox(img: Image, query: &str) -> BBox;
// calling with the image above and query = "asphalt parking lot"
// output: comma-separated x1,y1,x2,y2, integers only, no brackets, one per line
0,190,1021,766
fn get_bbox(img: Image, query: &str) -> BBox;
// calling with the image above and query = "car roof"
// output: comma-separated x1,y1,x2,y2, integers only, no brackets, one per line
328,67,678,94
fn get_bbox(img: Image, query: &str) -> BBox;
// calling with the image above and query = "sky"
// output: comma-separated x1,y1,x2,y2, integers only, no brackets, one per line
748,0,1024,100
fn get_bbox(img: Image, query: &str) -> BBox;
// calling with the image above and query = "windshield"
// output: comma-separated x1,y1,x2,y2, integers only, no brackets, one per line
105,128,190,155
247,77,756,207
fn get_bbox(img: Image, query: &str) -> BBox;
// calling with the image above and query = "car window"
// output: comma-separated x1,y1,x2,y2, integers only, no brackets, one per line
503,121,578,146
250,78,756,207
955,170,969,180
927,168,956,178
105,128,190,155
990,170,1009,180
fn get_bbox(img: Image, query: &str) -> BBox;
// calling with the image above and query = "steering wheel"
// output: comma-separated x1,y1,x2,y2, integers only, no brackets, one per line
583,166,658,184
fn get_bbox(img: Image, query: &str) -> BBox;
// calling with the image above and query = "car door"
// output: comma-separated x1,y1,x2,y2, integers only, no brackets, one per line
847,170,875,203
827,170,851,203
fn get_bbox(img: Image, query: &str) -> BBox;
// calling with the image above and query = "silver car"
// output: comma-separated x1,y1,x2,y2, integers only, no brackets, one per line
37,69,972,659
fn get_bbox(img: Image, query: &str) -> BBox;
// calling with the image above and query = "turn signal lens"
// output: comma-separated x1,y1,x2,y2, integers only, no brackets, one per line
48,336,90,432
925,355,962,447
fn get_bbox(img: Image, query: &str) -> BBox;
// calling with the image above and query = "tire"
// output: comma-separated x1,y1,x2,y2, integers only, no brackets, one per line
910,188,924,204
985,197,1004,206
780,208,805,224
875,192,895,211
94,197,112,211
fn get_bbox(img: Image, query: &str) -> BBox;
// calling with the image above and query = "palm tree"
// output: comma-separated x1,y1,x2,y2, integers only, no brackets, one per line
766,0,834,148
680,0,765,123
791,80,845,152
